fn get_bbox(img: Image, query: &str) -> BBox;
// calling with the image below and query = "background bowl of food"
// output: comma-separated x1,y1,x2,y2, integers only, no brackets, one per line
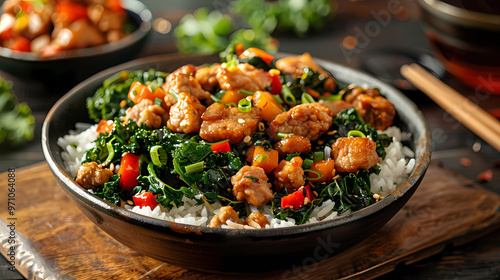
0,0,151,86
42,48,431,272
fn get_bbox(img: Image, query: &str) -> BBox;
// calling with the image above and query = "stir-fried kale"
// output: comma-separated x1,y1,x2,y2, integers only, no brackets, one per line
86,69,168,122
333,108,392,159
317,167,378,213
93,174,122,205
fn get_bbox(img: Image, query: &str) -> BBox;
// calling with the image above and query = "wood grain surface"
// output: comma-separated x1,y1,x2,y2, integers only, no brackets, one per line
0,161,499,280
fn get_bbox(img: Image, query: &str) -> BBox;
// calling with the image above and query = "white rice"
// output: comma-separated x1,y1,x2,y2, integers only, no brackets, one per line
57,123,98,178
58,124,415,228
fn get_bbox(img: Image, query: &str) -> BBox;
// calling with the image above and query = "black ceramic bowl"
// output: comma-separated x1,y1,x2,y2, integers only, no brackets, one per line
41,54,431,273
0,0,152,85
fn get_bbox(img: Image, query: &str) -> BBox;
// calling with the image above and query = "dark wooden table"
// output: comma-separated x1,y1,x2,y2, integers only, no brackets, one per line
1,0,500,279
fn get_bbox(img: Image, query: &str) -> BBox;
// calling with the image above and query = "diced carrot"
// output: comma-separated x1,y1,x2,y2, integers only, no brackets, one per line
308,158,336,182
245,145,255,163
251,146,279,174
128,82,168,110
220,90,247,105
96,119,114,134
252,91,284,123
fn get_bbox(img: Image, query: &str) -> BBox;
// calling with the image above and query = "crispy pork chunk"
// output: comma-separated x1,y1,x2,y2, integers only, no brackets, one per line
199,102,262,145
268,103,332,142
167,92,206,134
75,162,113,190
231,166,274,206
331,137,379,173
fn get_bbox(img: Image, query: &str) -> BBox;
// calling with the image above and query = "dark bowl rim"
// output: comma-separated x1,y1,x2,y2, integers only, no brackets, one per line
41,53,432,238
0,0,152,62
417,0,500,29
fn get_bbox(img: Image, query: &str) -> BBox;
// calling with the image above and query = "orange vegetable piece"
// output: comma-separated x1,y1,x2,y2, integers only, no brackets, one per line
251,146,279,174
252,91,284,123
309,158,336,182
245,145,256,163
220,90,247,105
96,119,114,134
239,47,274,64
128,82,168,110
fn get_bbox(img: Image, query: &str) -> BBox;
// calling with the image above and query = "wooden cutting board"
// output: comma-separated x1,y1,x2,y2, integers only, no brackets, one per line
1,161,499,280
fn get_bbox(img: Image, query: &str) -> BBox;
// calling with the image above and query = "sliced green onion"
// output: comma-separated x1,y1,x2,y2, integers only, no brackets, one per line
319,94,343,101
225,102,237,107
207,139,230,146
154,97,162,107
211,94,222,104
304,169,323,181
277,133,294,139
103,70,128,88
301,92,316,104
185,161,204,174
169,90,178,102
237,89,255,96
150,145,168,166
273,94,284,104
302,158,314,169
253,154,269,163
223,60,238,70
282,84,296,105
105,137,115,163
313,151,323,162
347,130,367,138
238,98,252,112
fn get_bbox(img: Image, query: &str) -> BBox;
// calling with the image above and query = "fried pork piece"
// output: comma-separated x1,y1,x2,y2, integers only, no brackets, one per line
208,206,243,228
276,53,336,91
344,87,395,130
199,102,262,144
273,157,305,193
231,166,274,206
167,92,206,133
319,100,354,117
123,99,167,129
245,212,270,229
331,137,379,173
217,63,272,92
195,64,221,92
268,103,332,142
75,162,113,190
162,64,212,106
273,135,311,157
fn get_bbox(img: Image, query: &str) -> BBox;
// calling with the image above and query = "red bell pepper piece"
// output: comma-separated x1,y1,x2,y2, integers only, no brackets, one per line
240,47,274,64
9,37,31,52
133,192,158,209
281,185,315,210
267,72,282,95
56,2,88,22
211,141,231,154
96,119,114,135
118,153,140,191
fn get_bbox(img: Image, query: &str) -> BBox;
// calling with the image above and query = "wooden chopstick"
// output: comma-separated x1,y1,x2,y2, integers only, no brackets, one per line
401,63,500,152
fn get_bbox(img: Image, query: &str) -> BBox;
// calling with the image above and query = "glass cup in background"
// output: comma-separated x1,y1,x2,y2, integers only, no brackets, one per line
418,0,500,94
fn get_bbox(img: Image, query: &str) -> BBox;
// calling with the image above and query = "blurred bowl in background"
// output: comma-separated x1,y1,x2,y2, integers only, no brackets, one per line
418,0,500,94
0,0,152,89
